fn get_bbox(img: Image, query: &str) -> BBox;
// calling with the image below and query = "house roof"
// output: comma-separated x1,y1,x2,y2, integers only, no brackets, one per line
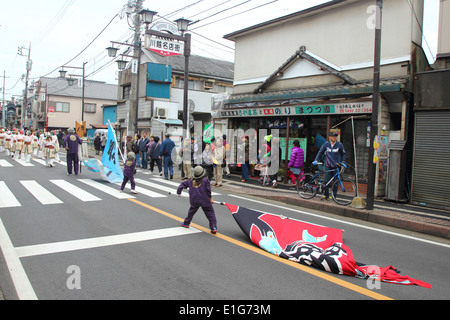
142,49,234,82
39,77,118,101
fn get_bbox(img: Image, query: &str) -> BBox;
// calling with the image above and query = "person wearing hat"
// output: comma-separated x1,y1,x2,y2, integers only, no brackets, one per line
313,131,346,200
120,152,138,194
176,165,218,234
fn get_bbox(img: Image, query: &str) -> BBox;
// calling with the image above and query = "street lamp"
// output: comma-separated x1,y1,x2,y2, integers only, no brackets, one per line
139,9,157,27
107,8,157,135
143,15,192,136
58,62,87,123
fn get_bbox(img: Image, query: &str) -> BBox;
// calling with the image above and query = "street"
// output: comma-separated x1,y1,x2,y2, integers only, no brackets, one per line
0,151,449,302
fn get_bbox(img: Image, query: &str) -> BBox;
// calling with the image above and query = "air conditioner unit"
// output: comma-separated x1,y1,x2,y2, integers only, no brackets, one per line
155,107,168,119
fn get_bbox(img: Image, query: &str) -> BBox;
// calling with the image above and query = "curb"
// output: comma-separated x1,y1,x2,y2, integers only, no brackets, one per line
255,192,450,239
216,179,450,240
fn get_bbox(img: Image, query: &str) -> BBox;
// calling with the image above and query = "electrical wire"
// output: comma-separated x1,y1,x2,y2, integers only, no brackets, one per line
32,0,76,47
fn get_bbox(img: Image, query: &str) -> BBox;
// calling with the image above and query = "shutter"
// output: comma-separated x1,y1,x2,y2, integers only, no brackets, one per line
411,111,450,209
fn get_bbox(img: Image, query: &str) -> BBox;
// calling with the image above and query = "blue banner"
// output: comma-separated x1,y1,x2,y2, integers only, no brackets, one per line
101,123,123,183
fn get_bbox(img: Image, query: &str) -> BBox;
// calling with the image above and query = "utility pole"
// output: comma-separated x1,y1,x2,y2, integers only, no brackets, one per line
18,43,32,128
2,71,6,127
366,0,383,210
129,0,144,135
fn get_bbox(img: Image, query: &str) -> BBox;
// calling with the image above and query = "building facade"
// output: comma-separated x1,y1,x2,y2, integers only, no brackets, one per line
412,0,450,210
219,0,429,198
115,48,234,142
32,77,118,132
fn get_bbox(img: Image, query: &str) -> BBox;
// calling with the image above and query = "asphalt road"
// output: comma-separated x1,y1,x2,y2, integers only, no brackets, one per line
0,151,449,303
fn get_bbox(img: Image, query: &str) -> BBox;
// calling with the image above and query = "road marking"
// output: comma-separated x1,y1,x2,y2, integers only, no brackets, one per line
15,227,201,258
50,180,101,202
0,181,21,208
115,181,167,198
0,159,13,167
128,198,393,300
150,177,221,195
14,158,34,166
78,179,135,199
20,180,63,205
0,218,37,300
229,194,450,249
135,178,178,194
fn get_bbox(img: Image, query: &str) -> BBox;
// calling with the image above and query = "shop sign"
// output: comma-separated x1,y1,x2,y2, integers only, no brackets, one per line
220,101,372,118
145,22,183,57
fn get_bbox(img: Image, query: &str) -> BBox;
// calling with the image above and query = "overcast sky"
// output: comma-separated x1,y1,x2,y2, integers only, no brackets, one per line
0,0,441,100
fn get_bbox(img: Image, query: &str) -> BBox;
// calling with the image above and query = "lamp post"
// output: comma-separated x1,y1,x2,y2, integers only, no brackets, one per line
58,62,87,122
107,9,156,135
143,14,192,136
366,0,383,210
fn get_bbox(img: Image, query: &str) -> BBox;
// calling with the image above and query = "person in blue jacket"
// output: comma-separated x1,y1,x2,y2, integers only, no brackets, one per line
159,133,175,180
313,132,346,200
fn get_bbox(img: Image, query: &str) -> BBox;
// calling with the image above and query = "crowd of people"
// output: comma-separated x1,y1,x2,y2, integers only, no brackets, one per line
116,131,312,191
0,127,84,175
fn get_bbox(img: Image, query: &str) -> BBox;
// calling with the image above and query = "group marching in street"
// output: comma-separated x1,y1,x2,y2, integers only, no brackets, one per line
0,127,63,166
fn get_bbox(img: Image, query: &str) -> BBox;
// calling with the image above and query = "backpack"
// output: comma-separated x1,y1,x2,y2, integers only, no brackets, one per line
132,141,140,153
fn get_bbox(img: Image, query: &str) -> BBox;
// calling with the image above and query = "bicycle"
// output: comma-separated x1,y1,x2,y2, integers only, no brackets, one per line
295,162,357,206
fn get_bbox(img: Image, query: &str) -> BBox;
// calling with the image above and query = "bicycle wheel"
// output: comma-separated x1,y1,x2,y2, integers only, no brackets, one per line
331,178,357,205
296,173,318,199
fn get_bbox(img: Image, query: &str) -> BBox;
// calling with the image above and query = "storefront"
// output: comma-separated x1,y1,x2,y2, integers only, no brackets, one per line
412,69,450,210
219,77,410,197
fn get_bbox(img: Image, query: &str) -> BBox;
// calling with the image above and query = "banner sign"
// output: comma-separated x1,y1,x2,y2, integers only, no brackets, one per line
220,101,372,118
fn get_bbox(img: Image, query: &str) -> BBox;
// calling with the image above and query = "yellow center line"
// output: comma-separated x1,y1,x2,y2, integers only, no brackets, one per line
129,198,393,300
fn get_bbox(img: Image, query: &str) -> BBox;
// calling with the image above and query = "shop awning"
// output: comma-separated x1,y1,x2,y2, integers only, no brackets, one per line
224,76,409,109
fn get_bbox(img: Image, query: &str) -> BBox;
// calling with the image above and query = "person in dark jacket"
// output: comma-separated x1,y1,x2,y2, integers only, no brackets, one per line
149,136,162,174
120,152,137,194
159,133,175,179
177,166,217,234
313,132,346,199
94,133,101,155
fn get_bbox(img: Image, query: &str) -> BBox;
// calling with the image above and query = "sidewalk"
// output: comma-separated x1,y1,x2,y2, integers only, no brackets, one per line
215,173,450,240
87,151,450,240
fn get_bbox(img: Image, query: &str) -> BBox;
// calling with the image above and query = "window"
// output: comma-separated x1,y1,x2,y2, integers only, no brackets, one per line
55,102,70,113
84,103,96,113
122,85,131,99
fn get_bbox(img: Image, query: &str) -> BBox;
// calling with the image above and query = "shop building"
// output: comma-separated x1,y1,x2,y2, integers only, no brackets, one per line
219,0,429,198
412,0,450,210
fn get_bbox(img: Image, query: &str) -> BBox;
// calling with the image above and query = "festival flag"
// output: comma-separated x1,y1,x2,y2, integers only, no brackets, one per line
101,123,123,183
203,124,214,143
224,203,432,289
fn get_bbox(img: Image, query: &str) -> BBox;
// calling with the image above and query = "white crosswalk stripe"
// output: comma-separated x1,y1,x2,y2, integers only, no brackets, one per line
0,159,13,167
20,180,63,205
50,180,101,202
13,158,34,167
149,176,221,196
0,181,21,208
78,179,136,200
0,172,219,208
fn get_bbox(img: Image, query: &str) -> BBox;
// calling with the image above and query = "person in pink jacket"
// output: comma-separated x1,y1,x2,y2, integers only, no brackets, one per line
288,140,305,185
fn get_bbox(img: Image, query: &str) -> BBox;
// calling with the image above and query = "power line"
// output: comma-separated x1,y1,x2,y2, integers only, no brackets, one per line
41,12,120,78
32,0,76,47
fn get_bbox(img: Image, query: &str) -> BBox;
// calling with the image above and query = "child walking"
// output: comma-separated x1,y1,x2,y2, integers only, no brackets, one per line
177,166,218,234
120,152,138,194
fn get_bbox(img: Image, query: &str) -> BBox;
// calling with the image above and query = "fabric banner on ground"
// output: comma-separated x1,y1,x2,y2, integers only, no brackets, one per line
224,203,432,289
83,123,123,183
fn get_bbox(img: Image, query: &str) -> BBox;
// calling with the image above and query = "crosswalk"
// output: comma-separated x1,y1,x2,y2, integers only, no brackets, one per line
0,175,222,209
0,156,67,167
